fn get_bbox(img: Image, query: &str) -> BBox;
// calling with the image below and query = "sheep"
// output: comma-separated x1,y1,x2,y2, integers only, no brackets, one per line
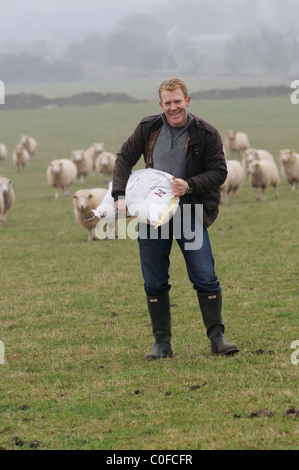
220,160,244,204
47,159,77,199
247,160,280,201
279,149,299,191
85,142,105,168
225,130,250,159
12,145,30,172
243,148,274,174
71,149,93,183
0,143,8,164
0,177,15,222
95,151,116,180
20,134,37,157
73,188,113,241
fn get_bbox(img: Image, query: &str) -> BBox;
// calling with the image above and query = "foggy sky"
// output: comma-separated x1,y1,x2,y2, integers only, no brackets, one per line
0,0,157,47
0,0,298,58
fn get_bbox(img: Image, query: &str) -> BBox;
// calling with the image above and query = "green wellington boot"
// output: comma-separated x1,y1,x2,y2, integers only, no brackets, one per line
197,291,239,356
144,293,173,361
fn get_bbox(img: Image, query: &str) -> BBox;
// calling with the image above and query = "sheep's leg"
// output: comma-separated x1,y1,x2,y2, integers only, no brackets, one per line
221,192,228,204
274,186,279,198
261,188,267,201
292,181,297,191
55,188,59,199
91,227,96,240
253,187,260,201
88,230,92,241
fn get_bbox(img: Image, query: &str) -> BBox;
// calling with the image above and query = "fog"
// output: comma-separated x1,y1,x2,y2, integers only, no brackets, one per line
0,0,299,83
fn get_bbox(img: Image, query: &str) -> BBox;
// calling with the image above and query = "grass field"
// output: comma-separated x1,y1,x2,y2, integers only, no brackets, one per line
0,91,298,450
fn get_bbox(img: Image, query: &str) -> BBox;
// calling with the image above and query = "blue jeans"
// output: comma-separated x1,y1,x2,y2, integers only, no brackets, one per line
138,207,220,296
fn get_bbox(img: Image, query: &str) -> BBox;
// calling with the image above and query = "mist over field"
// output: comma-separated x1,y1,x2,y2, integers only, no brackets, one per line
1,0,299,85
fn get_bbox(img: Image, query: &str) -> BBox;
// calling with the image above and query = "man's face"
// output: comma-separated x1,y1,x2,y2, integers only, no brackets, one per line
159,88,191,128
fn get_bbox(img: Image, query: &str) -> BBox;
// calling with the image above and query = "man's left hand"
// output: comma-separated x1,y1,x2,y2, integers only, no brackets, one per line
172,177,188,196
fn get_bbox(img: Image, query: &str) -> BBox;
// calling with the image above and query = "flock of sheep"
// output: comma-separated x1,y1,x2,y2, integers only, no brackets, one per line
0,137,117,240
0,129,298,241
221,130,299,203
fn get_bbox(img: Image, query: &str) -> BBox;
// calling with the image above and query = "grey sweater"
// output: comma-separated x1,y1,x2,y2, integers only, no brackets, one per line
152,113,194,178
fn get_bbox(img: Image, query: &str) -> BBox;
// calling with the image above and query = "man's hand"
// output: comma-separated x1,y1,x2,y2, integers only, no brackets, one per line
115,198,127,215
172,177,188,196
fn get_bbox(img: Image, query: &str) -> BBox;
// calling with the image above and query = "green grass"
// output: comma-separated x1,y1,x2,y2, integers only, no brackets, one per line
0,93,298,450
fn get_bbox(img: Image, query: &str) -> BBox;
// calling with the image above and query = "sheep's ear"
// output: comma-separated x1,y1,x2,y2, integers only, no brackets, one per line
73,194,77,199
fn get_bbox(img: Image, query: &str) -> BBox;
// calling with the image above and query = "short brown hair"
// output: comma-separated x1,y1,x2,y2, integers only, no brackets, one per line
158,78,189,100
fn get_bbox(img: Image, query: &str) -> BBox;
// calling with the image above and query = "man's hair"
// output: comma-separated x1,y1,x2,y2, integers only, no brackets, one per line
158,78,189,100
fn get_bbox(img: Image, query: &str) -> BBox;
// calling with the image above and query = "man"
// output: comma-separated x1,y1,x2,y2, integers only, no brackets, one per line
112,78,239,360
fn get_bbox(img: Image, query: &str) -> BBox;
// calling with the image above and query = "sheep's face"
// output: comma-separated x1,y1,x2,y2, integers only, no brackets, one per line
247,161,259,175
15,145,23,155
0,179,12,195
94,142,104,154
280,150,293,164
51,161,63,175
244,149,256,164
72,150,84,163
73,192,93,212
101,154,110,167
21,135,28,145
226,130,236,141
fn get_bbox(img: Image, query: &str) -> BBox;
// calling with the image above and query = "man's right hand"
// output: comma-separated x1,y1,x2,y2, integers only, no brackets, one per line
115,198,127,216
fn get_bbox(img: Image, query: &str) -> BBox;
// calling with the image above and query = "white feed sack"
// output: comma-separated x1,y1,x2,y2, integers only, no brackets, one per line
91,169,180,228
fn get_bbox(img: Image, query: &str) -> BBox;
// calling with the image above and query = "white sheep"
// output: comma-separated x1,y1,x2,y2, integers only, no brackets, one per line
243,148,274,174
279,149,299,191
85,142,105,168
47,159,77,199
0,143,8,164
0,177,15,222
12,145,30,172
95,151,116,179
220,160,244,204
225,130,250,159
20,134,37,157
247,160,280,201
73,188,112,241
71,149,93,183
